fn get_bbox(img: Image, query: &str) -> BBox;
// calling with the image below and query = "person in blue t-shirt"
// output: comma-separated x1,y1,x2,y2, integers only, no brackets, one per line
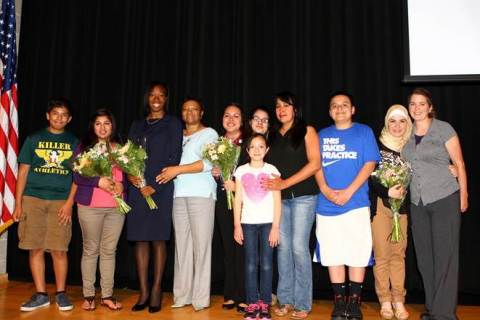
314,92,380,320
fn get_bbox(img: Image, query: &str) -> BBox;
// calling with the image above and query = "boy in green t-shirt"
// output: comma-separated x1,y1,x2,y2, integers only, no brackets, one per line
13,98,78,312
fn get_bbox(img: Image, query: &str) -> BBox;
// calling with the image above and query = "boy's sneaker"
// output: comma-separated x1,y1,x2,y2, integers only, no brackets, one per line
331,294,347,320
20,293,50,311
346,294,362,320
55,292,74,311
258,300,271,320
244,303,260,320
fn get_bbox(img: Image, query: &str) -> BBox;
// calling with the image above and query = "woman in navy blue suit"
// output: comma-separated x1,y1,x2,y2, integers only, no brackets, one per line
127,82,183,313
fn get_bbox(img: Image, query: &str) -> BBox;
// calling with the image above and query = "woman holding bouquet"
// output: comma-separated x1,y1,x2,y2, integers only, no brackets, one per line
264,91,320,319
73,109,125,311
369,104,412,320
127,82,183,313
402,88,468,320
156,98,218,311
214,103,248,311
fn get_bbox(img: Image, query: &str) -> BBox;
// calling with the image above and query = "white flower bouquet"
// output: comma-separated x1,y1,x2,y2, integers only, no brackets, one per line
72,142,131,214
372,151,412,242
203,137,241,209
110,140,158,210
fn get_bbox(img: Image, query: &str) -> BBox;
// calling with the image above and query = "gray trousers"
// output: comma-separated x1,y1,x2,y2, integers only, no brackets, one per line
410,192,460,320
78,206,125,298
172,196,215,309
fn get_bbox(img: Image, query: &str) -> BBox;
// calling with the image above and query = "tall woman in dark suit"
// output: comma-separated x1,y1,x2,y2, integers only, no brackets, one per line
127,82,183,313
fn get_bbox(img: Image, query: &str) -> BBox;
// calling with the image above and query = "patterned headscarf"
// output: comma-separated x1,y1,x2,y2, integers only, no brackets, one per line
379,104,412,152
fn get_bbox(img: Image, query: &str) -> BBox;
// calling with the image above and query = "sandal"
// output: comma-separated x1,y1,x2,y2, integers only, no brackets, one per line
380,302,394,319
237,302,248,313
101,296,122,310
222,299,236,310
393,302,409,320
274,304,294,317
271,293,278,306
82,296,95,311
290,310,309,319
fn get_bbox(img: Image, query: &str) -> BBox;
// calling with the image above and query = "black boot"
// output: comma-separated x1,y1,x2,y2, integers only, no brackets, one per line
346,294,362,320
331,294,347,320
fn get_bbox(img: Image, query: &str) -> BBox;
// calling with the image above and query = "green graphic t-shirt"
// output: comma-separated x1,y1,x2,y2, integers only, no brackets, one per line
18,128,79,200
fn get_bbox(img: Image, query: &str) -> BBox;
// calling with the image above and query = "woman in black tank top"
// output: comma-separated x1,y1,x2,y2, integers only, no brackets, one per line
264,92,320,317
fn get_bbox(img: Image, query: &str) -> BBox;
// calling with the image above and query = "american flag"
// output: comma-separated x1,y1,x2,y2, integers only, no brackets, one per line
0,0,18,234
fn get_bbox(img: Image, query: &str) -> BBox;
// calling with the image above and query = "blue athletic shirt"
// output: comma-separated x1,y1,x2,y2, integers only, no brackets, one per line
316,123,380,216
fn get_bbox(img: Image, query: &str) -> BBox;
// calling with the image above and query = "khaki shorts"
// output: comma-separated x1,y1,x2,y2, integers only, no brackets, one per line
18,196,72,251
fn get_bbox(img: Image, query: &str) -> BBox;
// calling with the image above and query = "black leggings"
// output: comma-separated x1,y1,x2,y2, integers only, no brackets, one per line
215,191,245,302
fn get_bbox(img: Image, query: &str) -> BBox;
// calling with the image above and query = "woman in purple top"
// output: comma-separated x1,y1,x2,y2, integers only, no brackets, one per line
73,109,125,311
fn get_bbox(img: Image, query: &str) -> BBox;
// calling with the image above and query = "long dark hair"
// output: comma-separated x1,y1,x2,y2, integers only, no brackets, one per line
270,91,307,149
81,108,120,151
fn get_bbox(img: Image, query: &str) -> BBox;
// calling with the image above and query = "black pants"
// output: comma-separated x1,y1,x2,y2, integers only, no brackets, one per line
410,192,460,320
215,190,245,303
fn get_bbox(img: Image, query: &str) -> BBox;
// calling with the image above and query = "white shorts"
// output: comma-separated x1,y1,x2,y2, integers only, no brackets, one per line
313,207,373,267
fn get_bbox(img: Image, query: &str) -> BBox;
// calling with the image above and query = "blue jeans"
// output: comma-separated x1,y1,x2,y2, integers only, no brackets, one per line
243,223,273,304
277,195,316,311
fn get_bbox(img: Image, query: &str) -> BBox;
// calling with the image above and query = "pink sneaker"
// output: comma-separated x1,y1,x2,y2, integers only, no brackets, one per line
258,300,271,320
244,303,260,320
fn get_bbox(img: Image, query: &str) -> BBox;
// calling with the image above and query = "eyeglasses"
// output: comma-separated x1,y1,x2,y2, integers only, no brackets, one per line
252,116,269,124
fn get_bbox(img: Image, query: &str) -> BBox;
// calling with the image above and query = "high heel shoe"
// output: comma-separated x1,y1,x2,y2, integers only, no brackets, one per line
131,296,149,311
148,305,161,313
131,301,148,311
148,291,163,313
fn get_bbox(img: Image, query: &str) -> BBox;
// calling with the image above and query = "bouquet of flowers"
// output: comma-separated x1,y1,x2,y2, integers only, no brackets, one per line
72,142,131,214
371,151,412,242
110,140,158,210
203,137,241,209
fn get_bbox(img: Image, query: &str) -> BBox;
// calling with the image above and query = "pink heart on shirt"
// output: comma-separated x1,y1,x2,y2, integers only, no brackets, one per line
241,173,270,203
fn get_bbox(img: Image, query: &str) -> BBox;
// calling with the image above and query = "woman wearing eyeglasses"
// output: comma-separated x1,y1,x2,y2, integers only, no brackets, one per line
238,107,272,165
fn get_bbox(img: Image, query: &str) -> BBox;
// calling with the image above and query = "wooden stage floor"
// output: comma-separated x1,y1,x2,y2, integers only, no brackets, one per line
1,281,479,319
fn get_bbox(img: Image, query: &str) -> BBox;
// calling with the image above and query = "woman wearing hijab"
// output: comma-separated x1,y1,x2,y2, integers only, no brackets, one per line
370,105,412,320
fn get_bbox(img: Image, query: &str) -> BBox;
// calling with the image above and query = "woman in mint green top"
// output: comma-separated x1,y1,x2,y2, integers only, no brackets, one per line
156,98,218,310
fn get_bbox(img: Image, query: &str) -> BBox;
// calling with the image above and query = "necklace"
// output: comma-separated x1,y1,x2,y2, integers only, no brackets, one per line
146,117,161,125
183,136,191,147
183,126,204,147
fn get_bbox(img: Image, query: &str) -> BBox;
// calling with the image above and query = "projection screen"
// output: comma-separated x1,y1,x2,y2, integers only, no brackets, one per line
403,0,480,82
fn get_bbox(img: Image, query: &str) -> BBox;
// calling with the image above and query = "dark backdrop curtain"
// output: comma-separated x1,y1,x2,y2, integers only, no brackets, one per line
8,0,480,304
